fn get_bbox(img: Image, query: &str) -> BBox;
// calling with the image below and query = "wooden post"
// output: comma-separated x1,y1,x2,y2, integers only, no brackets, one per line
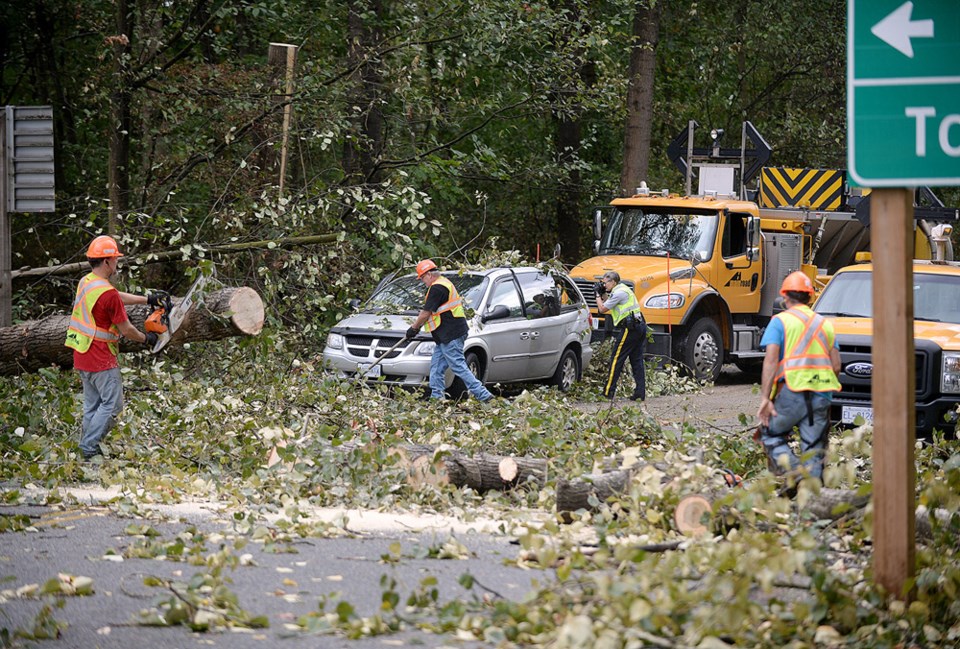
871,188,915,598
0,114,10,327
268,43,298,199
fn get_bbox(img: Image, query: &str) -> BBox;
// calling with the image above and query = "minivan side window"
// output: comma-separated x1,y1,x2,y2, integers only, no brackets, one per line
516,272,565,318
487,279,524,318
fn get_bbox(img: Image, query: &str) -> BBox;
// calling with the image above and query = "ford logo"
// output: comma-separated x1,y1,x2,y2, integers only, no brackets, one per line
845,362,873,378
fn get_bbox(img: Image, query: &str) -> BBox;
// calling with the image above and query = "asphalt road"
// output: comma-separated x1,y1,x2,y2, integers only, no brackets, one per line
1,499,536,649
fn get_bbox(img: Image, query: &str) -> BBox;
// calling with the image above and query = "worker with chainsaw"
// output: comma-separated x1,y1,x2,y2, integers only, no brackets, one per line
405,259,494,402
64,235,166,460
595,271,647,401
756,271,841,482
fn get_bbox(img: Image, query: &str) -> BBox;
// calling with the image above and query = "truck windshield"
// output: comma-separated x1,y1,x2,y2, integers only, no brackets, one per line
815,271,960,324
599,207,718,260
364,274,487,313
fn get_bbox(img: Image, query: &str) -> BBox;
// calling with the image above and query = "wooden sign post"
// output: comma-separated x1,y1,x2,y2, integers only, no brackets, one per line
870,188,916,597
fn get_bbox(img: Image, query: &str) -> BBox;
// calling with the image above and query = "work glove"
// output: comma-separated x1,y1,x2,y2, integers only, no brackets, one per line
144,331,159,347
146,290,169,309
405,327,419,340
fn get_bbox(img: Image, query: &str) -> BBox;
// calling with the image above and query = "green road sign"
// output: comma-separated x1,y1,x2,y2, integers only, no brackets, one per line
848,1,960,187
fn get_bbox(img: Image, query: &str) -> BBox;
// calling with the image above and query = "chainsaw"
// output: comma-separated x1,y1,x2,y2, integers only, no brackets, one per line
144,274,208,354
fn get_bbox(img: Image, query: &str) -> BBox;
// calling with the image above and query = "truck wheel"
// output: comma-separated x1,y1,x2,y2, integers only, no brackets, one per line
549,348,580,392
680,319,723,382
449,350,483,399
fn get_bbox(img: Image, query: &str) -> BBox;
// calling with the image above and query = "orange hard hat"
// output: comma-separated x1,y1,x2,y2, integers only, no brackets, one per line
86,235,124,259
779,271,814,296
416,259,438,277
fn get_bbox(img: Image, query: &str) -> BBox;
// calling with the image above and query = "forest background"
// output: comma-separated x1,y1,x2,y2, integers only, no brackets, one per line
2,0,951,333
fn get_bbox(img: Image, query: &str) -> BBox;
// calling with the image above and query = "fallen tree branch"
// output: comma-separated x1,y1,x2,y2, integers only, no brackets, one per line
11,234,338,280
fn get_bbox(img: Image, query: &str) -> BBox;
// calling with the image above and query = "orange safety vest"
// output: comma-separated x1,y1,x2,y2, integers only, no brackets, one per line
773,305,841,394
423,276,465,332
64,273,121,355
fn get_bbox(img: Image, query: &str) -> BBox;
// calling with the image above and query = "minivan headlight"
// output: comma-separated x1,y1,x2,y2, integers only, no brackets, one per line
415,341,435,356
326,332,344,350
943,352,960,394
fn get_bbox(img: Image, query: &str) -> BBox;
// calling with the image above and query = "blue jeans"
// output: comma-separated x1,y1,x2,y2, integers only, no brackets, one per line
761,387,831,479
429,336,492,401
79,368,124,457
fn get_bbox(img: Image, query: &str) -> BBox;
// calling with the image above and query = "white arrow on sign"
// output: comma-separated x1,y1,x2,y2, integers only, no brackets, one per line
871,1,934,58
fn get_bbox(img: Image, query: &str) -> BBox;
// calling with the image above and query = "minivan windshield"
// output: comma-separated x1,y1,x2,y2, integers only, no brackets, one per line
364,273,488,313
599,207,718,260
815,271,960,324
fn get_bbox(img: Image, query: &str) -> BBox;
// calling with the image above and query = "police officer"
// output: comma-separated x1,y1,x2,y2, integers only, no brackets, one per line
757,271,841,481
65,235,161,460
405,259,493,402
596,271,647,401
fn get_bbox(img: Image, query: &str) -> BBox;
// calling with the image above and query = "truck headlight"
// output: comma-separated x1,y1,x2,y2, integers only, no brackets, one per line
644,293,685,309
326,332,344,350
943,352,960,394
415,341,435,356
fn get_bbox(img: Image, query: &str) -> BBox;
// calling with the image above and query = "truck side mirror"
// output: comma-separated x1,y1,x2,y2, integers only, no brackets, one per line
593,209,603,242
745,216,760,261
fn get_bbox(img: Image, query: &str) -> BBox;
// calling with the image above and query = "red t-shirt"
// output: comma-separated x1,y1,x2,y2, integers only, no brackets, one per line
73,288,129,372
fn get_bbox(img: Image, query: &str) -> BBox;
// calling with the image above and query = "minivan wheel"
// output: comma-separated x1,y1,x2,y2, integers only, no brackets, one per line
550,348,580,392
449,350,483,398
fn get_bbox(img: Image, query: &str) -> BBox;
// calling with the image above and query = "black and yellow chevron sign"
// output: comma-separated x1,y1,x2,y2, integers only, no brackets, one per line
759,167,845,210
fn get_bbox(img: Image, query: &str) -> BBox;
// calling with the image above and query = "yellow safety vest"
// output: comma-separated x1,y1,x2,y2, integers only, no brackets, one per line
64,273,120,355
773,305,841,393
609,283,641,326
423,276,465,332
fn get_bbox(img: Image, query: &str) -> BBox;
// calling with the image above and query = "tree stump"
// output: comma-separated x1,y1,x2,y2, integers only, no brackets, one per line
0,287,264,375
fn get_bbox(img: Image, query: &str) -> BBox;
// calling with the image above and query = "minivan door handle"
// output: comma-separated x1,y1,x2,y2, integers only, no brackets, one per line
530,331,540,338
519,332,530,340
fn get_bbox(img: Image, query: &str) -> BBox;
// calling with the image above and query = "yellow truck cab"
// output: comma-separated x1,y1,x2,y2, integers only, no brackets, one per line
570,121,953,382
813,258,960,436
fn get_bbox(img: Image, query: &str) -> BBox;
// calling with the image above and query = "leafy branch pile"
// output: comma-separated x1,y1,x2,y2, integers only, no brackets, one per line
1,342,959,647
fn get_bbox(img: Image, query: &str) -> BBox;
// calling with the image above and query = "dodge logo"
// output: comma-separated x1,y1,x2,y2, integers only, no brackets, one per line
845,362,873,378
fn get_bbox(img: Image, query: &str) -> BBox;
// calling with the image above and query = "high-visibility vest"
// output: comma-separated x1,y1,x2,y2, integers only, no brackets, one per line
773,305,841,393
609,283,641,326
423,276,465,332
64,273,120,355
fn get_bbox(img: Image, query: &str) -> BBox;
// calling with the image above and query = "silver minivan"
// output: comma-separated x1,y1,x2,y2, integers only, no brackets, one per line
322,266,593,394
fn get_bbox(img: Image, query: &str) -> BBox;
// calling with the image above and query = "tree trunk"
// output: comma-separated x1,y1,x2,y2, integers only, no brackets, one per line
108,0,134,231
342,0,385,188
619,0,662,197
0,287,264,376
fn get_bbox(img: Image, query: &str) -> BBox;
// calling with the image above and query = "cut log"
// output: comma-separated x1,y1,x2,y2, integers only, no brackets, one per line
267,440,547,493
0,287,264,376
674,494,713,536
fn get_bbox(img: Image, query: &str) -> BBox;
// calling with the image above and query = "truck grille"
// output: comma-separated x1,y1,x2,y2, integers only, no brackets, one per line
573,278,597,302
573,278,635,304
836,339,930,400
343,335,410,360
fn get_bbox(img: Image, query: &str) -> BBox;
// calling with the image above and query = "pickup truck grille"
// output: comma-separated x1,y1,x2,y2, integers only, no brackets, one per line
836,337,931,400
343,335,410,360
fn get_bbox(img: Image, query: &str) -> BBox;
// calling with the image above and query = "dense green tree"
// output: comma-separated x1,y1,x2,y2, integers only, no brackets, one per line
2,0,866,326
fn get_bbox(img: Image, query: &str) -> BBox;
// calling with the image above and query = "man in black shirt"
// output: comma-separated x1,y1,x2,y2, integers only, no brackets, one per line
405,259,493,401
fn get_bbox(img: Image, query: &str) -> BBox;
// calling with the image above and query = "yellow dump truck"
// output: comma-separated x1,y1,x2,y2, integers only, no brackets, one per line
570,121,953,381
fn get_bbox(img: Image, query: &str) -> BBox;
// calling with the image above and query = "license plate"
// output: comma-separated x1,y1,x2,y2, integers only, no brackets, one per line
358,363,382,379
841,405,873,425
592,316,601,330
